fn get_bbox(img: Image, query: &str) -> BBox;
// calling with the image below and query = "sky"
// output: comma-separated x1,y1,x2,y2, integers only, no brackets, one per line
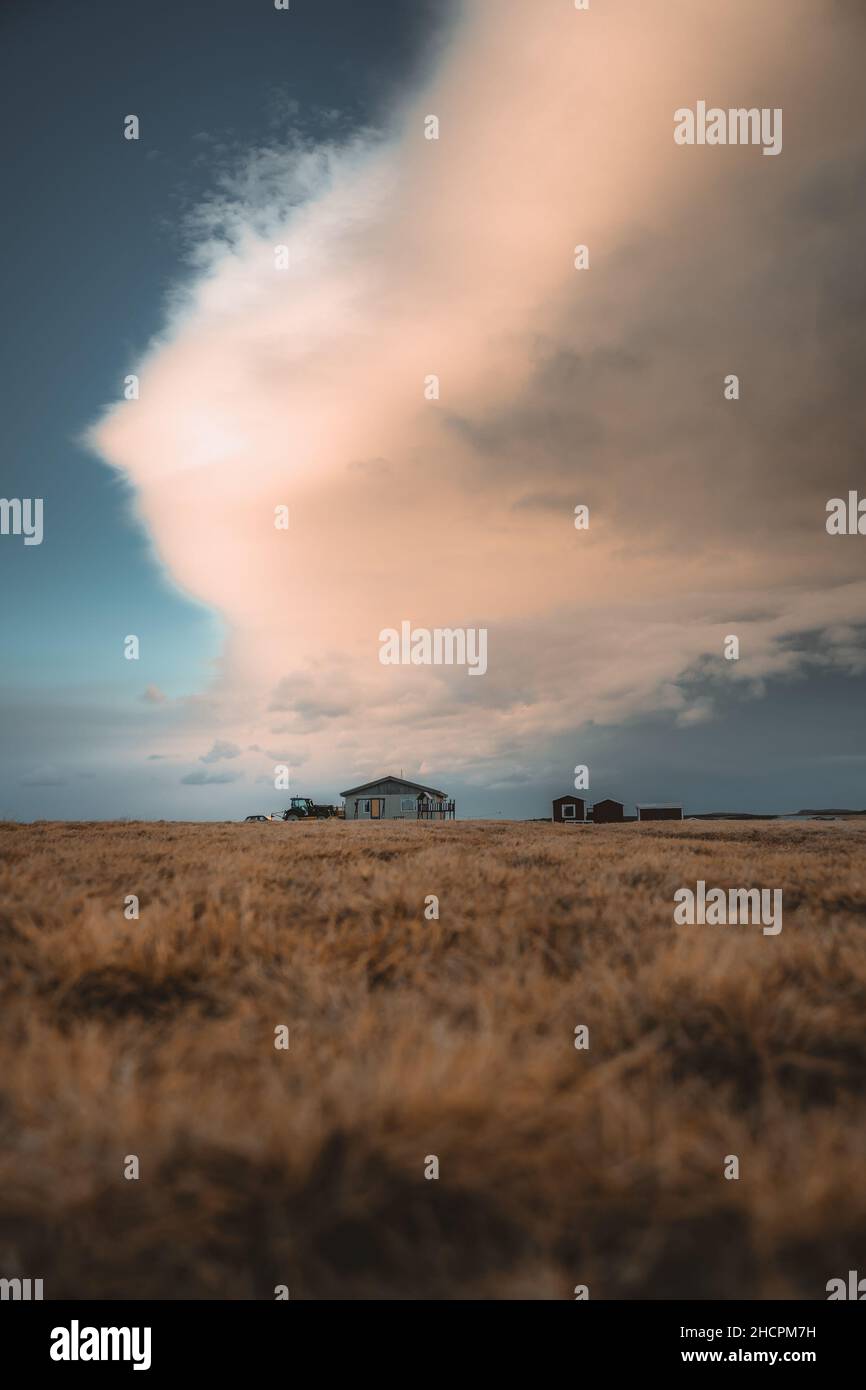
1,0,865,821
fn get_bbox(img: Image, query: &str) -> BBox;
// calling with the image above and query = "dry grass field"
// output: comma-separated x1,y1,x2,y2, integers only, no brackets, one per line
1,817,865,1300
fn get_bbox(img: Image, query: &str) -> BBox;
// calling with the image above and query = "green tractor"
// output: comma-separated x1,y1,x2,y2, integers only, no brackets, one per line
282,796,337,821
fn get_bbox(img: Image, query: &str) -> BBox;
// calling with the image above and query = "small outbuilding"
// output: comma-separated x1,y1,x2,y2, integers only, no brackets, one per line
553,795,586,823
592,798,624,823
636,804,683,821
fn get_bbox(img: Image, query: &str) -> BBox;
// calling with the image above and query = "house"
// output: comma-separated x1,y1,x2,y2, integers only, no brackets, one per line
592,798,624,823
340,775,455,820
636,803,683,821
552,795,586,823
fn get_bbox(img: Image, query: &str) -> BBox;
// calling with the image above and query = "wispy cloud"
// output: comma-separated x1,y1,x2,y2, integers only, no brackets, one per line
20,766,67,787
200,739,242,763
181,768,241,786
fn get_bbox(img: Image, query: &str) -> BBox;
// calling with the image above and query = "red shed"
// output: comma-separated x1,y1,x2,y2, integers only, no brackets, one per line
592,798,624,823
553,795,585,824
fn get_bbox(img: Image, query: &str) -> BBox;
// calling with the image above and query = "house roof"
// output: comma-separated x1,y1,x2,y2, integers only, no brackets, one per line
340,775,447,798
553,794,585,803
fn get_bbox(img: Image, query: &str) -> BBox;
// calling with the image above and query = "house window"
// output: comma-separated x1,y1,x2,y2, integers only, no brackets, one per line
401,797,416,812
562,804,577,819
362,800,371,815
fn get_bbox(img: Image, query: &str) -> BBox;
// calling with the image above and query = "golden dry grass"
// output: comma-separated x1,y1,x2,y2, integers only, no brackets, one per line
1,817,865,1300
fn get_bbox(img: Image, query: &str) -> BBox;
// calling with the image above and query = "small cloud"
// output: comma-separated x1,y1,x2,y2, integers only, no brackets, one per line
21,766,67,786
268,676,350,721
676,699,714,727
200,739,242,763
181,769,241,785
141,685,167,704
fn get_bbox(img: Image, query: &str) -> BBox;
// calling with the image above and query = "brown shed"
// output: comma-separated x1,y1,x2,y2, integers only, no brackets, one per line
636,804,683,821
592,798,624,823
553,795,585,824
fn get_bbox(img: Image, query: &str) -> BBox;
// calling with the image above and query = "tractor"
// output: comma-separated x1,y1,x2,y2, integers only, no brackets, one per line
282,797,338,821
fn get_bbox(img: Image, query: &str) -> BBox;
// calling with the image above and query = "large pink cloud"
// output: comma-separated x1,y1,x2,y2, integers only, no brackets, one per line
90,0,866,787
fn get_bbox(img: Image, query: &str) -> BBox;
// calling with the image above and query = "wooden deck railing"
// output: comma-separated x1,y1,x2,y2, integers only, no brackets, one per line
416,799,456,820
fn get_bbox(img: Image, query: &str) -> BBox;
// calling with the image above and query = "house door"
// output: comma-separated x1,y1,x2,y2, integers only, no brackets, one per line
370,798,384,819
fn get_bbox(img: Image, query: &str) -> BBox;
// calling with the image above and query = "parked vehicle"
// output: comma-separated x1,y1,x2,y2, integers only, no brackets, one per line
282,797,338,821
244,814,281,822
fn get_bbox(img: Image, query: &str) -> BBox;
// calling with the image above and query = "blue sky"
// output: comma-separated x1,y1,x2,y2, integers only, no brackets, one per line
1,0,865,820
